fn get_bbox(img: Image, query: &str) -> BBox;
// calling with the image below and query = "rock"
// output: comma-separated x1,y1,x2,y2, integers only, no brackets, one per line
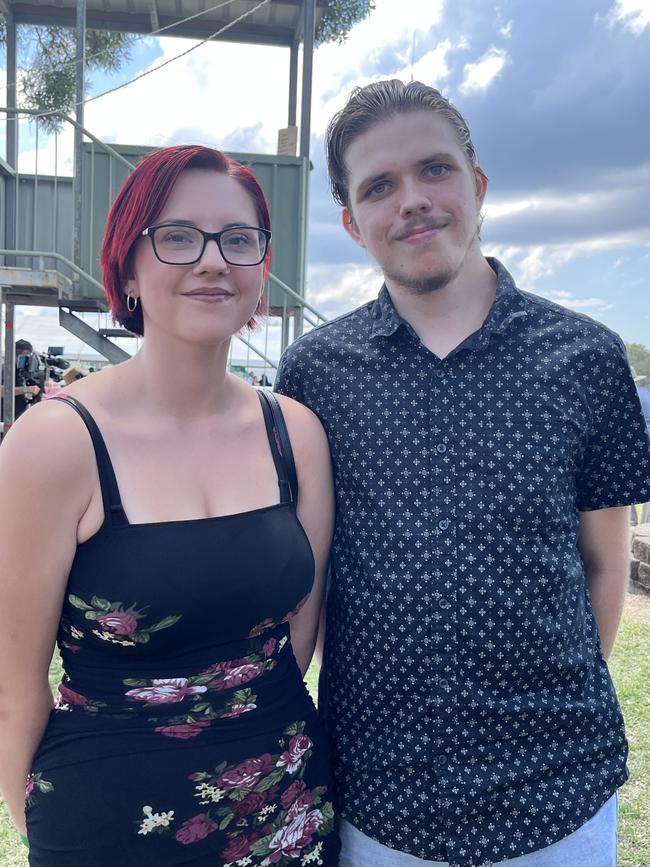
632,536,650,563
637,562,650,591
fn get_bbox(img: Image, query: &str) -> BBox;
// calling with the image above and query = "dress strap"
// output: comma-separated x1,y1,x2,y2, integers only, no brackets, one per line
52,395,129,527
256,389,298,505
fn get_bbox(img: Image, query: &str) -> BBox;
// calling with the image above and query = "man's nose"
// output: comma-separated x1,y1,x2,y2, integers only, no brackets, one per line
399,182,432,218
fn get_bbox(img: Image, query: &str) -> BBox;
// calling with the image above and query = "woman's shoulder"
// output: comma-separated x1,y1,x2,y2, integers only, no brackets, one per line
0,390,98,489
272,392,331,472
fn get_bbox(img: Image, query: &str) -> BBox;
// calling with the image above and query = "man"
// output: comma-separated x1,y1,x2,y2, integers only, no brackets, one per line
2,340,40,423
275,80,650,867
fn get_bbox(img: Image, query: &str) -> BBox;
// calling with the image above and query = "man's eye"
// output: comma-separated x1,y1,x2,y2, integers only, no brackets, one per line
426,164,449,178
368,181,389,197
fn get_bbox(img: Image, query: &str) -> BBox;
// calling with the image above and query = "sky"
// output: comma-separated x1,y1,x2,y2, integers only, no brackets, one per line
3,0,650,361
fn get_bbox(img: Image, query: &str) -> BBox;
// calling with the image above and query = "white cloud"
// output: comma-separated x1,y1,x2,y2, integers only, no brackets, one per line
607,0,650,35
459,47,508,95
485,228,650,289
500,20,514,39
307,262,382,316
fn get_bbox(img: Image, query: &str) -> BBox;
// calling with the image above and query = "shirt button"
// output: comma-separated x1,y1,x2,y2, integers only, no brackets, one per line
435,754,446,767
436,443,447,454
438,518,450,530
439,678,450,691
434,369,445,378
438,597,451,610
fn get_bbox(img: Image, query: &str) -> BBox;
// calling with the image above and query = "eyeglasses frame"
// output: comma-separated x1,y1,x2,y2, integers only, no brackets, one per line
141,223,272,267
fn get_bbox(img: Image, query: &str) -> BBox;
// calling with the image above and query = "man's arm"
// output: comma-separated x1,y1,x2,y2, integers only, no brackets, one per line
578,506,631,660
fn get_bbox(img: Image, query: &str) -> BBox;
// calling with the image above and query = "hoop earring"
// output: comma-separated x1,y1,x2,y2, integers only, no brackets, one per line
126,293,138,313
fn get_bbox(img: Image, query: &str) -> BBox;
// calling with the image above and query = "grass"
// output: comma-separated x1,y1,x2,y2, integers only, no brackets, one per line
1,617,648,865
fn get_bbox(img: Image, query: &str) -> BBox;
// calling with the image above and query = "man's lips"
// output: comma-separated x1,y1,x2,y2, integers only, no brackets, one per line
396,221,448,242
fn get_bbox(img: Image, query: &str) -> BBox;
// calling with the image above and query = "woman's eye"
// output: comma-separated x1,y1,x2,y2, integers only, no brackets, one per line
164,231,193,244
224,234,252,247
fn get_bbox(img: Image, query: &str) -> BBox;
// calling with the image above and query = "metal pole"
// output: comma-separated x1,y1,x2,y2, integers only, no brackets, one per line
288,40,299,127
2,299,16,433
299,0,316,160
5,9,18,267
72,0,86,270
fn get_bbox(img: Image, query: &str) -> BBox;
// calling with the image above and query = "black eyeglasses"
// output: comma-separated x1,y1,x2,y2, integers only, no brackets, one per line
141,224,271,267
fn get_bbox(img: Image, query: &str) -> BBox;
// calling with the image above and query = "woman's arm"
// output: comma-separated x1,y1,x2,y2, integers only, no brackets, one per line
277,396,334,677
0,402,94,833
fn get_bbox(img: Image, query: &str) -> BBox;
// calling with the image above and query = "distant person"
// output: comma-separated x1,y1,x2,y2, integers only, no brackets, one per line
276,79,650,867
13,339,41,418
0,145,338,865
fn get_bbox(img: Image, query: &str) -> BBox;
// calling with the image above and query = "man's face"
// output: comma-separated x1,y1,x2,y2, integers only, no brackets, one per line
342,110,487,295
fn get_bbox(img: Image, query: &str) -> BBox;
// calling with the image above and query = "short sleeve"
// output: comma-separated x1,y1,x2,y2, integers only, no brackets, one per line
274,345,304,403
576,337,650,510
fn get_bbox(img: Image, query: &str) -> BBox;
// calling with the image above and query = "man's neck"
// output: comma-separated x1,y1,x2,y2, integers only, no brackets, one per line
385,254,497,359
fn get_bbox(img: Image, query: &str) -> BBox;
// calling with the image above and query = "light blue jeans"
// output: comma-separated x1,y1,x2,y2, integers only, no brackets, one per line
339,793,617,867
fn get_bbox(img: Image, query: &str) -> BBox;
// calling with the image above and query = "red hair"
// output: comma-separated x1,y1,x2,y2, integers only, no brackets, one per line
100,145,271,335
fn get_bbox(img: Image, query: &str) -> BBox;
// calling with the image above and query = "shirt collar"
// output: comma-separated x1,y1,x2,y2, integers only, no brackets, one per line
369,257,528,343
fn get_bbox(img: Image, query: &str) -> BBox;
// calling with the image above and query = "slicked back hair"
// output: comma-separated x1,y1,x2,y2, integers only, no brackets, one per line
325,79,480,208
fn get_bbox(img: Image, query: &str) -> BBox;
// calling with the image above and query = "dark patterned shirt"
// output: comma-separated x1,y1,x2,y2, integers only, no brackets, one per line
275,259,650,867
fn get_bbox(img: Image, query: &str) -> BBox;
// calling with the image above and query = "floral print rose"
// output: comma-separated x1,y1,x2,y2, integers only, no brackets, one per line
125,678,207,705
24,773,53,809
68,594,180,646
150,721,336,865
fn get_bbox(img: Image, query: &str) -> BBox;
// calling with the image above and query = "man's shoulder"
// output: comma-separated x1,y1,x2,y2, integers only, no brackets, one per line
520,288,625,351
281,300,375,363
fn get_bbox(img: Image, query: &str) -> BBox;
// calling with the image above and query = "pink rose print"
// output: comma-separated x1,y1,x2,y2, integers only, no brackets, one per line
276,734,313,774
209,661,264,691
58,684,87,707
221,832,256,862
232,785,278,818
287,792,317,821
280,780,309,809
175,813,218,845
25,779,34,798
97,611,138,636
125,678,207,704
262,638,277,657
220,702,257,719
154,720,211,739
217,754,274,790
263,807,324,863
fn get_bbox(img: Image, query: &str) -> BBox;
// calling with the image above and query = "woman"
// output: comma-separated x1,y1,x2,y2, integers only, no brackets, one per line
0,145,338,865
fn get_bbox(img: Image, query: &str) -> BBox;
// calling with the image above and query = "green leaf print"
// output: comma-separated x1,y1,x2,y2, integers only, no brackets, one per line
123,678,148,687
218,812,234,831
69,595,93,611
255,767,285,792
130,632,150,644
148,615,182,632
84,611,100,621
90,596,112,611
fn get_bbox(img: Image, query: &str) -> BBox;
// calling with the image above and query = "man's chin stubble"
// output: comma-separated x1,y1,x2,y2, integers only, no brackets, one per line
385,266,459,296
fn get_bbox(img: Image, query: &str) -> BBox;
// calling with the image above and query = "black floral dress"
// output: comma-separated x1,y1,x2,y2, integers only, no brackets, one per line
25,394,339,866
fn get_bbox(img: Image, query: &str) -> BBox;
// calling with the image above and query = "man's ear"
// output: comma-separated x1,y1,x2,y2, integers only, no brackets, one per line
342,207,365,249
474,166,488,208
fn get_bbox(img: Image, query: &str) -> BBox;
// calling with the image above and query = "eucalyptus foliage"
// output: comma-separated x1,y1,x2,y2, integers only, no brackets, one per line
0,23,132,132
316,0,375,45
